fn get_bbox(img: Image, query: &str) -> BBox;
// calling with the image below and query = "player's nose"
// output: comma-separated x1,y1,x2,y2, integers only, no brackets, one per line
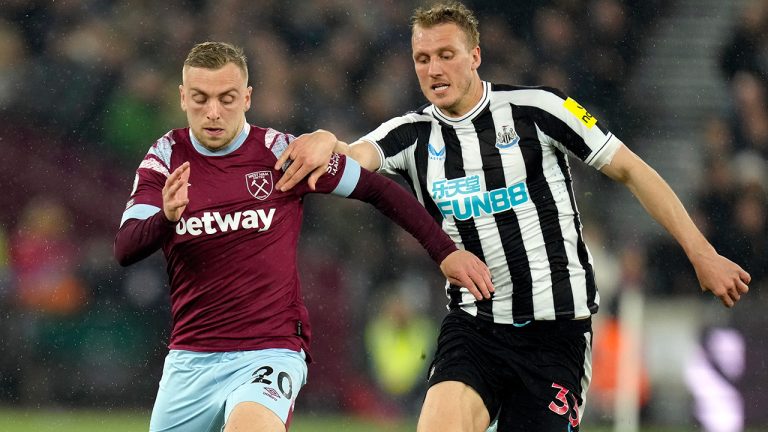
206,101,221,120
428,58,443,76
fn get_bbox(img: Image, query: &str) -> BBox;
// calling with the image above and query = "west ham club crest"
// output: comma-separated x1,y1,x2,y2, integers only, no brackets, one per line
246,171,273,200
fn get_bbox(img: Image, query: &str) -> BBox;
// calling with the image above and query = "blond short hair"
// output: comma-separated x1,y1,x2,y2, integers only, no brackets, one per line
183,41,248,82
411,1,480,48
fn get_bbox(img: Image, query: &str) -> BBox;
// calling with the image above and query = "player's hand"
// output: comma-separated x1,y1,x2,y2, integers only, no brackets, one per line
691,250,750,308
274,130,337,192
440,250,494,301
163,162,190,222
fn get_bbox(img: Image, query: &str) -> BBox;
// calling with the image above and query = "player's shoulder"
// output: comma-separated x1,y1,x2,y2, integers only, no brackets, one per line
145,127,189,154
378,103,437,129
136,130,178,177
490,83,567,102
489,83,581,121
139,128,186,169
249,123,297,160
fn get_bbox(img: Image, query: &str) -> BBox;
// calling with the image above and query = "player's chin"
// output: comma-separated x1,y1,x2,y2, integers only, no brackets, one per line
429,93,455,108
203,135,233,149
200,141,222,152
434,100,458,113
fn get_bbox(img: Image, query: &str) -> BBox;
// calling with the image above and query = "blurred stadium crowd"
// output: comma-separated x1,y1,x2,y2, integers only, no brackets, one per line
0,0,765,428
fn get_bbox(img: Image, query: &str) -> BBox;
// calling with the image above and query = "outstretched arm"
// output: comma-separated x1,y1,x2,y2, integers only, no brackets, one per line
313,158,493,300
600,144,750,307
351,167,494,300
274,130,381,191
279,137,494,298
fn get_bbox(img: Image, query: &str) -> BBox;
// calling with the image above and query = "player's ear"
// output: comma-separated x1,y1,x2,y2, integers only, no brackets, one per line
244,86,252,112
471,46,481,71
179,84,187,111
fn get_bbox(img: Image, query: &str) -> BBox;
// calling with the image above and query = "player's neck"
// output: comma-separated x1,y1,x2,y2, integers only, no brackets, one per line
190,119,250,156
436,79,486,120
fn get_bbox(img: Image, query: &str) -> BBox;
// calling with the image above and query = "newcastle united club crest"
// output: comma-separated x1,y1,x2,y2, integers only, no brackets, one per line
495,125,520,149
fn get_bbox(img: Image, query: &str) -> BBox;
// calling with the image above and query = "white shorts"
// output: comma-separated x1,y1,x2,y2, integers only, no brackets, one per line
149,348,307,432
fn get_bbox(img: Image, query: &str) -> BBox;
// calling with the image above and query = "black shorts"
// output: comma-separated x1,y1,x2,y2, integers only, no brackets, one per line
427,310,592,432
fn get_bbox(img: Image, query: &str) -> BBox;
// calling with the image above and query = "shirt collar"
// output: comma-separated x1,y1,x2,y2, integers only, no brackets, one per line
432,81,489,124
189,120,250,156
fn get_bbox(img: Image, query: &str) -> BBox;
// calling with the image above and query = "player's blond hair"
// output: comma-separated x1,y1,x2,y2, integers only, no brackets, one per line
411,1,480,48
183,41,248,83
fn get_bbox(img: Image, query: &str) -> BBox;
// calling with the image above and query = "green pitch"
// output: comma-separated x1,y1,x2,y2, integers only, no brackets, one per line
0,409,412,432
0,408,735,432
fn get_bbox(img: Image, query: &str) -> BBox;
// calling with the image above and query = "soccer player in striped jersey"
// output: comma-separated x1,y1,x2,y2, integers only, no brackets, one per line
275,2,752,431
113,41,493,432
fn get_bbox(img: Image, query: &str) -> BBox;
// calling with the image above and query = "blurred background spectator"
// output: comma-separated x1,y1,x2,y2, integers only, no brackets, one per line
0,0,765,429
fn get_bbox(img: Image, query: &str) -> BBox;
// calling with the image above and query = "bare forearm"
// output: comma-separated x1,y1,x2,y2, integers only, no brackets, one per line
603,145,750,306
333,139,351,155
604,145,713,259
337,140,381,171
625,165,713,257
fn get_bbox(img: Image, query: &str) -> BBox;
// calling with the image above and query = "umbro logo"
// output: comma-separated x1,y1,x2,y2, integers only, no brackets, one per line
496,125,520,149
428,143,445,160
263,387,281,401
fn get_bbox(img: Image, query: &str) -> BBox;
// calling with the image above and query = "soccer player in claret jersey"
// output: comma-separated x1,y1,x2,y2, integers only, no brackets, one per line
275,2,752,432
113,41,493,432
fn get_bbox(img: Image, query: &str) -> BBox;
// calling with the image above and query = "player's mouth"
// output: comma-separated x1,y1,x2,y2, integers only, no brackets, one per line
204,127,225,137
431,83,450,95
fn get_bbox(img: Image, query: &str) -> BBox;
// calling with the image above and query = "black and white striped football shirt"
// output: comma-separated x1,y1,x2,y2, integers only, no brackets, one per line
359,81,621,323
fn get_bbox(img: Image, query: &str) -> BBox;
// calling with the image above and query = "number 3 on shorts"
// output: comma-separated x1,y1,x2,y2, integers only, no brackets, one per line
547,382,580,428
